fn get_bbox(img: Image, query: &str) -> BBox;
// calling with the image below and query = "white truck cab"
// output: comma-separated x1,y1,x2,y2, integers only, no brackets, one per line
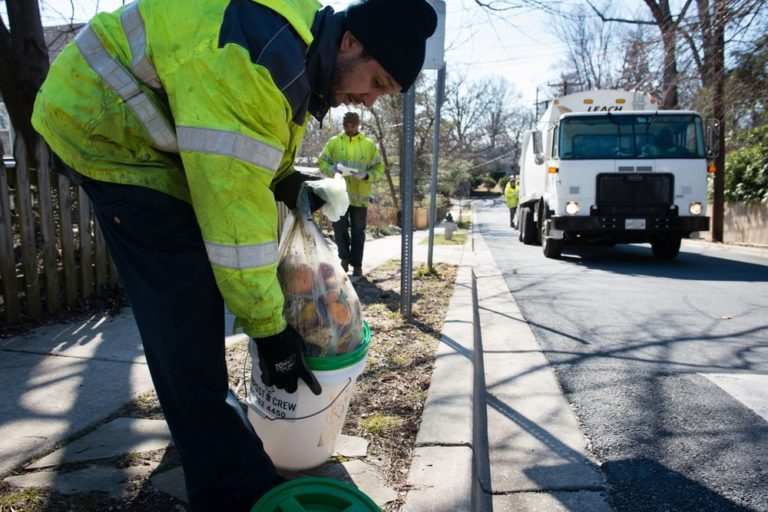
518,90,713,259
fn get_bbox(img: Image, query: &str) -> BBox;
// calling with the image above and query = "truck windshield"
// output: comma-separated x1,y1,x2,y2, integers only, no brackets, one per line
558,114,705,160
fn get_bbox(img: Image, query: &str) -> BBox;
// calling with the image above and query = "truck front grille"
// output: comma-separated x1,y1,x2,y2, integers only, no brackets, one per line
595,173,673,216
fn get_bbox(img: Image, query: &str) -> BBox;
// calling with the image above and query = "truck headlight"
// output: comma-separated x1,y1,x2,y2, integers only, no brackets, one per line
689,202,703,215
565,201,580,215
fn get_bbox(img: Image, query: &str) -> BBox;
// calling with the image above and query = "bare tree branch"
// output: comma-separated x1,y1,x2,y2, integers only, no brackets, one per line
675,0,696,25
473,0,518,12
474,0,572,17
677,26,704,76
585,0,655,25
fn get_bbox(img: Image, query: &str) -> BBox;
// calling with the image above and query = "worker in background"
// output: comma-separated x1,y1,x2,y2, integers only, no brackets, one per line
318,111,384,277
31,0,436,509
504,177,520,228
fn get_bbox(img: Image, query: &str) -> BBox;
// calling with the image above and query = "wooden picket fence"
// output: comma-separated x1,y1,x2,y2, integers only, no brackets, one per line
0,138,118,326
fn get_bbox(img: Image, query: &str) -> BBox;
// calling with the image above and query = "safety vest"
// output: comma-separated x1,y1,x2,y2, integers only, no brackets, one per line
317,132,384,207
504,181,519,208
32,0,322,339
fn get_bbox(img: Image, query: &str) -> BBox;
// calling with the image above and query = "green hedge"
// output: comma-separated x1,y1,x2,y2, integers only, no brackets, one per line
725,125,768,204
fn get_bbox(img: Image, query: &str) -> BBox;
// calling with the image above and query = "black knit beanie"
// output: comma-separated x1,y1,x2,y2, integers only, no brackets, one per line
344,0,438,92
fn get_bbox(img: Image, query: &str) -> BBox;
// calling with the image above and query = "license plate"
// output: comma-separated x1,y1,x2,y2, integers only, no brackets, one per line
625,218,646,230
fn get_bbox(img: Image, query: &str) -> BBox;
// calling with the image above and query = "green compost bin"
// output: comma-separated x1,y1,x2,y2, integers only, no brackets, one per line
251,476,380,511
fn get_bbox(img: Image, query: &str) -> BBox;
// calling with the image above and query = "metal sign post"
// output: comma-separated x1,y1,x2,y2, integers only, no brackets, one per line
400,0,445,318
400,85,416,318
427,64,446,271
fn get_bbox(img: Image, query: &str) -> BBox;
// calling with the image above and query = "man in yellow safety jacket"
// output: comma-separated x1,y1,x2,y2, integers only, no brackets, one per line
31,0,436,509
317,111,383,277
505,177,519,228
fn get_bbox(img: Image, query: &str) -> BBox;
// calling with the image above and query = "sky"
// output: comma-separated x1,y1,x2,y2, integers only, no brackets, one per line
1,0,572,105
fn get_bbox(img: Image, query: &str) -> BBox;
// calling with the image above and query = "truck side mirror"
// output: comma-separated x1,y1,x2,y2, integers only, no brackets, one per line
705,119,720,159
532,130,544,165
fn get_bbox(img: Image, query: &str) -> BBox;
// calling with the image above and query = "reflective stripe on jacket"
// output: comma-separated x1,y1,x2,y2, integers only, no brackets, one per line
504,182,519,208
32,0,322,338
317,132,384,207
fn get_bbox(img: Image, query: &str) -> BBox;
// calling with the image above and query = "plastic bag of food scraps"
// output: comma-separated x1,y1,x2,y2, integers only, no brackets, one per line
276,183,364,356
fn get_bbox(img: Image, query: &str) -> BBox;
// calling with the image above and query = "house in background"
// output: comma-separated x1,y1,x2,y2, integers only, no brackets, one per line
1,23,83,169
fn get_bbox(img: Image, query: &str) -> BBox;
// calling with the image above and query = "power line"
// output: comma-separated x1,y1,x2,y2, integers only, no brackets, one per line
465,149,517,172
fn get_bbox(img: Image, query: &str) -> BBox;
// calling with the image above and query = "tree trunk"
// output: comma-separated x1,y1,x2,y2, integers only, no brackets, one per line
695,0,726,242
644,0,680,108
369,107,400,213
376,137,400,216
0,0,49,162
710,0,726,242
660,19,679,108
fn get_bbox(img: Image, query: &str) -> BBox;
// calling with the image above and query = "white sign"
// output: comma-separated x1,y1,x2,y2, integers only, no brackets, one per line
423,0,446,70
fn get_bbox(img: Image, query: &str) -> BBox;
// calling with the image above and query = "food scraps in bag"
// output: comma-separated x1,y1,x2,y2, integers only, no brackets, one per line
277,217,364,357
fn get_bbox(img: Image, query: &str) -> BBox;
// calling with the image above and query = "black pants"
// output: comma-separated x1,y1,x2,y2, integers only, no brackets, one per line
79,179,276,511
332,205,368,268
509,206,517,227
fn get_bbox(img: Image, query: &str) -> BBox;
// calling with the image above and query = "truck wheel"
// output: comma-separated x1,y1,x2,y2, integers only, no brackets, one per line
651,236,681,259
542,236,564,258
521,207,536,245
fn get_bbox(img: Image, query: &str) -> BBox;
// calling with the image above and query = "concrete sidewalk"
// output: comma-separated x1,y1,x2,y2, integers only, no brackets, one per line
0,310,153,477
403,227,611,511
0,215,610,510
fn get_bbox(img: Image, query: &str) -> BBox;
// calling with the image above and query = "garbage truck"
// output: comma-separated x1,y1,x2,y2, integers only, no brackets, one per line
517,89,714,259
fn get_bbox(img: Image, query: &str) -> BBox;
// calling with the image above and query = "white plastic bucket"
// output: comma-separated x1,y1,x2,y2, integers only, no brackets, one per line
246,323,370,470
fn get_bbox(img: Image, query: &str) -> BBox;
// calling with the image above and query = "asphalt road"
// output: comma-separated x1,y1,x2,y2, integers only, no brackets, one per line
475,199,768,512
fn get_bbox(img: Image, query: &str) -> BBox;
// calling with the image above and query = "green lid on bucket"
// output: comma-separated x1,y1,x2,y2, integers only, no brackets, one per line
251,476,380,512
305,321,370,372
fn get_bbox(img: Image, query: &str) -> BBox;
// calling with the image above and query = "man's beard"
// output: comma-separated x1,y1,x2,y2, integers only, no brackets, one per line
328,53,368,107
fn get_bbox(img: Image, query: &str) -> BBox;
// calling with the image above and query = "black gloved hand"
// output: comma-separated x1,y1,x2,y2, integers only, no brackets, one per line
255,324,322,395
273,172,326,212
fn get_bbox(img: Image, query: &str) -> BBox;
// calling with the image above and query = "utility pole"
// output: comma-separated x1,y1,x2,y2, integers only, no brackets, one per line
710,0,726,243
547,77,583,97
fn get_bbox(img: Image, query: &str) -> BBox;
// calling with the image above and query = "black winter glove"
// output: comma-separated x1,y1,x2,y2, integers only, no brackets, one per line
255,324,322,395
273,172,326,212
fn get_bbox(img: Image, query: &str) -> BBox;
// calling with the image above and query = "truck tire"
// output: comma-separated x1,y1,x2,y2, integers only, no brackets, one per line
540,218,563,258
651,236,681,259
521,207,536,245
542,236,564,258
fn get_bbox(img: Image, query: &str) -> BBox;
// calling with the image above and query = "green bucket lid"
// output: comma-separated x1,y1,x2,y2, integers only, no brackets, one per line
305,321,370,372
251,476,380,511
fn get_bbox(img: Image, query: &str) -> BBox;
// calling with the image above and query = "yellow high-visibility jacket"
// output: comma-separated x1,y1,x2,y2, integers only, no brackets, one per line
504,181,519,208
317,132,384,207
32,0,324,338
